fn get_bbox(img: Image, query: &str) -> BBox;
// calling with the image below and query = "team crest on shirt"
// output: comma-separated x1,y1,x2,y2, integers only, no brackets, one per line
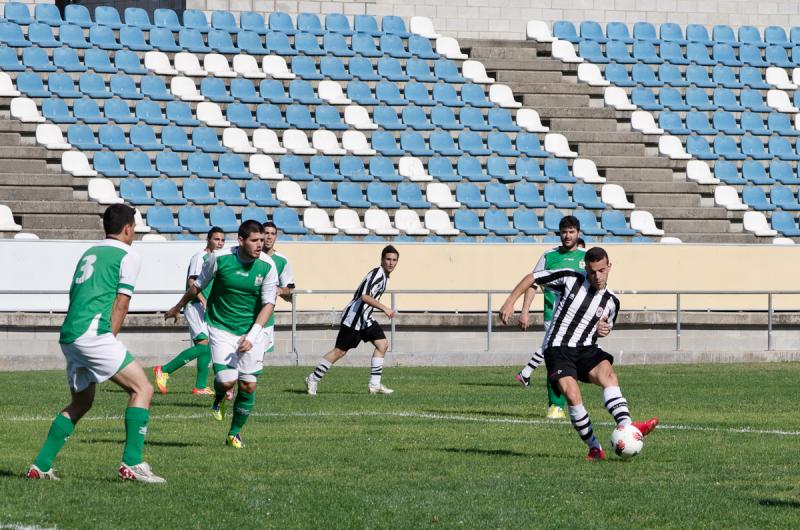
596,307,605,318
579,260,585,267
254,274,263,286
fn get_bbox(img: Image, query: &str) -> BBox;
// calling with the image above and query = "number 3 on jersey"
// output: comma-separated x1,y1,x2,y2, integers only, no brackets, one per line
75,254,97,284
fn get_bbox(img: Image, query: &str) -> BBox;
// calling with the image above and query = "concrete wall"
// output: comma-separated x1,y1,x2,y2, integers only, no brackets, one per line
11,0,800,41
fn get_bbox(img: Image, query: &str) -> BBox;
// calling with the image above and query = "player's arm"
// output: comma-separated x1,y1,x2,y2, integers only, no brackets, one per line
518,286,538,330
238,264,278,352
499,273,535,325
277,261,295,302
187,276,207,306
360,293,395,319
166,252,216,321
112,252,140,335
110,293,131,336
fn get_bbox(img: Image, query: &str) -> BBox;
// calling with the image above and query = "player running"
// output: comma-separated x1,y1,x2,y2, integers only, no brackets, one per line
27,204,165,482
500,247,658,461
262,221,295,354
165,220,278,449
154,226,225,396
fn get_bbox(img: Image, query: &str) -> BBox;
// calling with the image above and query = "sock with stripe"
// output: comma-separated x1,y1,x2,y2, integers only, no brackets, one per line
122,407,149,466
369,357,384,386
520,348,544,378
603,386,632,426
309,359,331,382
162,343,206,375
228,390,255,437
193,344,211,389
33,414,75,472
569,403,601,449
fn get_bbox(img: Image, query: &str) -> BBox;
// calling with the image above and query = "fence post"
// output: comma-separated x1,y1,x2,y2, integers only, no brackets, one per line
767,293,773,351
675,292,681,351
291,291,298,366
390,292,396,353
487,292,492,352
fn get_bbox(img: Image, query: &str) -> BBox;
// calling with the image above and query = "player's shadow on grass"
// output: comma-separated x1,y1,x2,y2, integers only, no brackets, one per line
0,469,16,478
458,382,519,389
425,408,523,418
81,438,203,448
281,389,365,396
168,401,215,409
758,499,800,509
438,447,530,458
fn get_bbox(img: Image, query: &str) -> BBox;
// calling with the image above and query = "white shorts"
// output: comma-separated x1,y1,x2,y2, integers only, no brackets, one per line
61,333,130,393
185,301,209,342
209,324,273,383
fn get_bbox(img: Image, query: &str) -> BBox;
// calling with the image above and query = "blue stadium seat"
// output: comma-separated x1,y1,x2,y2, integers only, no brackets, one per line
461,83,493,108
713,160,745,184
434,59,466,83
573,183,606,209
94,152,128,178
211,10,238,33
487,157,517,182
289,79,322,104
6,2,33,24
741,112,769,136
712,65,743,88
685,87,715,111
274,207,309,235
340,156,371,182
607,40,636,63
370,156,402,182
152,179,188,205
307,181,341,208
73,98,106,124
634,21,660,43
488,132,520,156
297,12,324,35
215,180,249,206
766,45,794,67
246,181,280,207
320,56,352,80
260,79,292,104
34,4,62,26
485,182,519,208
179,28,211,53
372,131,404,155
22,46,54,71
379,57,409,81
686,23,713,45
739,44,767,67
125,7,152,30
291,55,322,80
149,27,182,52
631,63,662,86
208,28,239,54
742,186,776,211
355,15,381,37
286,104,318,129
129,124,162,150
770,160,800,184
402,106,433,130
51,47,84,72
407,58,437,82
772,212,800,236
350,31,380,58
280,155,312,181
192,127,224,153
146,206,181,232
765,25,791,48
187,152,221,178
771,186,800,210
78,73,111,99
769,137,800,161
659,41,689,65
381,33,412,58
431,106,462,130
740,89,771,112
686,111,717,134
397,182,431,208
197,77,231,103
459,131,491,155
429,132,463,156
458,107,490,131
741,136,771,160
210,206,240,233
337,181,371,208
0,21,30,47
457,156,488,182
429,157,460,182
141,75,173,101
156,151,190,177
742,161,773,185
183,9,210,32
513,210,547,236
574,210,606,235
166,101,200,126
376,81,407,105
59,23,92,48
516,132,549,157
64,4,92,28
405,82,434,106
553,21,580,43
739,25,764,48
42,99,75,123
454,210,489,236
544,183,577,208
456,182,488,208
660,22,687,45
295,31,325,56
310,155,343,181
237,30,268,54
84,48,116,73
125,151,159,177
0,46,23,71
256,104,289,128
240,12,267,35
67,125,100,150
408,34,439,59
707,136,737,160
740,66,769,89
154,9,181,31
120,178,157,204
659,112,689,134
28,22,58,47
488,108,521,132
179,206,212,233
685,65,715,88
633,40,662,63
269,12,296,35
229,78,263,104
162,125,195,152
604,64,634,86
348,56,379,81
713,24,738,46
99,124,132,151
183,177,217,205
325,13,353,36
578,40,608,63
686,42,715,65
606,21,634,44
544,158,576,183
17,72,50,97
485,210,518,236
219,153,252,179
224,103,257,129
601,210,636,235
514,182,547,208
517,158,546,182
89,25,122,50
714,111,744,135
580,21,606,43
632,87,662,110
768,113,800,136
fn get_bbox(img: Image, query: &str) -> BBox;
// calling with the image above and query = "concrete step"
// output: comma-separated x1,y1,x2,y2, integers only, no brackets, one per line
461,39,541,50
0,119,35,133
506,82,603,96
3,200,104,214
481,59,576,72
523,94,593,108
464,46,539,60
0,146,51,159
0,173,72,186
613,180,703,193
669,232,759,244
9,227,105,240
535,107,622,119
604,168,677,182
18,213,101,230
549,118,620,132
633,193,702,207
662,219,735,233
0,187,73,201
577,143,646,157
643,207,729,219
567,131,651,143
0,132,22,146
0,158,47,173
591,156,685,169
494,70,564,83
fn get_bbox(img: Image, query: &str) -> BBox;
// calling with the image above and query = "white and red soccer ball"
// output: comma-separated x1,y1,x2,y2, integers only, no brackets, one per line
610,424,644,459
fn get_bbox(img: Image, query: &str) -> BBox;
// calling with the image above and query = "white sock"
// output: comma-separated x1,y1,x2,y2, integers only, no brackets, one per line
520,348,544,378
310,359,331,382
569,403,600,449
369,357,384,386
603,386,631,426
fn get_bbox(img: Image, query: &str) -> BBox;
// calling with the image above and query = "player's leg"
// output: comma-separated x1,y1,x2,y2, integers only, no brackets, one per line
154,302,210,395
516,321,550,387
208,325,240,421
306,326,358,395
192,338,212,394
367,324,392,394
587,359,659,436
226,331,267,448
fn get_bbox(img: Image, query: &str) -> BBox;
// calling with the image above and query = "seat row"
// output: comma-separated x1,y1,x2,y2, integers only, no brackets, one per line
710,160,800,185
657,111,798,137
625,86,781,113
677,134,800,162
601,63,774,89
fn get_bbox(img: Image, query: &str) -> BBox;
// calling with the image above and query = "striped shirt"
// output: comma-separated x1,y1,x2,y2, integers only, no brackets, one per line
341,266,389,330
533,268,620,348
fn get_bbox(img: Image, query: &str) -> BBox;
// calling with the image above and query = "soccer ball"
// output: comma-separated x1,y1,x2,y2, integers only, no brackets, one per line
610,424,643,459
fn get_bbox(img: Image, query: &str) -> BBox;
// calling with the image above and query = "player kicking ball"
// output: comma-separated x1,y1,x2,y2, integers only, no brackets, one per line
500,247,658,461
166,221,278,449
27,204,164,482
305,246,398,396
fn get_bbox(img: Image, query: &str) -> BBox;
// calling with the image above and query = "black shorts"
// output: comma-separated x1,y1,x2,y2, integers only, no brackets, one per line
544,345,614,396
334,323,386,351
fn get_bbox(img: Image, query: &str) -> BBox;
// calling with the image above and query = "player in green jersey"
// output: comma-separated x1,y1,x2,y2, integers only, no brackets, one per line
154,227,225,396
27,204,165,483
509,216,586,419
166,220,278,449
263,221,295,354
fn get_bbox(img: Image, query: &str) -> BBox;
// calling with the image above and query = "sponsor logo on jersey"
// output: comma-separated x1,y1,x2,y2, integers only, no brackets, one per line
235,271,249,277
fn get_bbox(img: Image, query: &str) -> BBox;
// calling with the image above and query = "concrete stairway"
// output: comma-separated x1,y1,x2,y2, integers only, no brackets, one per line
462,39,759,244
0,116,104,240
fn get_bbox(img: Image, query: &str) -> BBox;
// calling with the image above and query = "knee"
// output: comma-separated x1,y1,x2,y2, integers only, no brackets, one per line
376,342,388,355
332,348,348,360
239,380,256,394
134,380,154,402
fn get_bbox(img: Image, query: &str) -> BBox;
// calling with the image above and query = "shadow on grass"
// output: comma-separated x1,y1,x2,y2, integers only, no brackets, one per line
0,468,17,477
458,382,520,389
424,409,525,418
758,499,800,509
281,389,365,396
81,439,204,448
438,447,530,458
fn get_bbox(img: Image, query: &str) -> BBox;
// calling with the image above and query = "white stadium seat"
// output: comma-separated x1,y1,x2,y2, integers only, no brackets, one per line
544,133,577,157
13,232,39,240
426,183,461,208
773,237,796,245
659,236,683,244
334,209,369,235
303,208,339,235
409,16,440,39
204,53,235,78
551,39,583,63
424,209,459,236
436,36,467,60
233,54,266,79
342,130,376,155
0,72,20,97
489,84,521,108
462,60,494,84
170,76,204,101
312,130,346,155
37,124,71,150
743,211,778,237
11,97,44,123
792,68,800,87
318,80,351,105
516,108,549,132
175,52,207,76
253,129,287,154
630,210,664,236
197,101,230,127
282,129,317,155
601,184,635,209
344,105,378,130
365,209,400,235
572,159,605,183
88,178,123,205
276,180,311,207
631,110,663,134
714,185,748,210
399,156,433,182
145,51,177,75
250,154,283,180
223,127,257,154
141,233,167,242
577,63,609,86
766,67,796,90
526,20,555,42
658,135,691,159
686,160,719,185
0,204,22,231
767,89,799,113
262,55,295,79
604,86,635,110
62,151,97,176
394,210,430,235
133,208,150,233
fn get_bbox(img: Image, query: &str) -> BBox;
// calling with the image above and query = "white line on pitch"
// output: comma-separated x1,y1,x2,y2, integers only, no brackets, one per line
3,410,799,437
0,524,60,530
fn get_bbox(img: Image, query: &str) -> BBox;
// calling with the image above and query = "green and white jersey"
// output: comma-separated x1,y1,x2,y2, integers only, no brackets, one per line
265,250,294,327
187,249,214,301
533,247,587,321
195,247,278,336
60,239,142,344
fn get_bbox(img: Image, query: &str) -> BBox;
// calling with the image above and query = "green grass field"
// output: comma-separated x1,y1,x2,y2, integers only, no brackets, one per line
1,363,799,529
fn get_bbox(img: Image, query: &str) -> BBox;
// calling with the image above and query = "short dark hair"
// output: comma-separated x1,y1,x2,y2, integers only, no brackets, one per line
263,221,278,231
103,204,135,235
238,220,264,239
381,245,399,259
559,215,580,232
577,238,586,248
207,226,224,239
585,247,609,263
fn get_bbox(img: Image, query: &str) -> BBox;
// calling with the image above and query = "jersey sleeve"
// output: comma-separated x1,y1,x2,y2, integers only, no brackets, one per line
367,270,385,298
261,263,279,305
533,268,580,289
607,296,620,326
187,252,204,279
118,251,142,297
532,253,547,274
279,260,295,289
194,251,218,292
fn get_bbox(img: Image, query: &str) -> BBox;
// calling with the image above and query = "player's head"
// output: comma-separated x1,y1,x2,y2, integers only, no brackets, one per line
237,220,264,259
263,221,278,252
558,216,581,250
381,245,399,274
577,238,586,249
103,204,136,244
206,226,225,251
584,247,611,290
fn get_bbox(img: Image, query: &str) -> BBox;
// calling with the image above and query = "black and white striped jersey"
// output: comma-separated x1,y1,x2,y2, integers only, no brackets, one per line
533,268,620,348
340,266,389,330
